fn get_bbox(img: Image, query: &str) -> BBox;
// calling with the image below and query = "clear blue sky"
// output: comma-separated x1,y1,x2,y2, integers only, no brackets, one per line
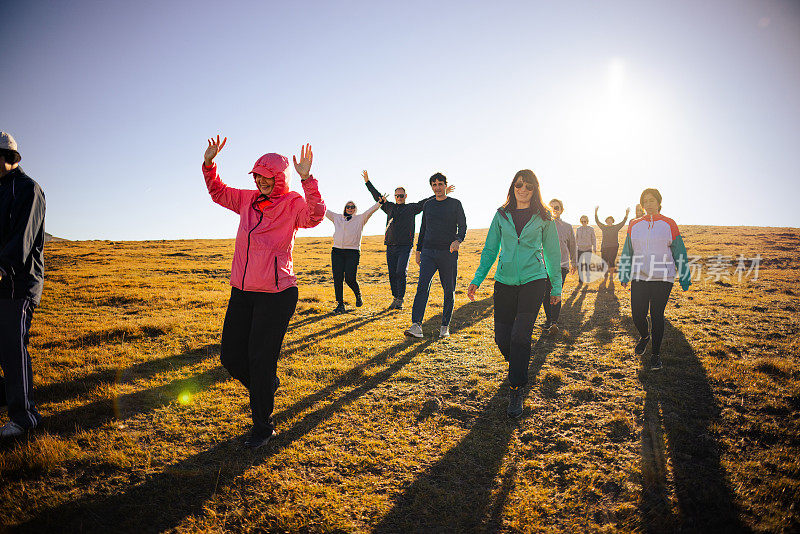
3,0,799,240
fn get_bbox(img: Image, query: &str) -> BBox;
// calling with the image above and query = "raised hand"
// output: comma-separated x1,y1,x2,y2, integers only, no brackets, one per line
379,193,388,204
446,184,455,194
204,135,227,166
362,170,369,183
293,143,313,180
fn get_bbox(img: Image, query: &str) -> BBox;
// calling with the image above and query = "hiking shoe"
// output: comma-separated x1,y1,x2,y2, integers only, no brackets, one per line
394,298,403,310
649,353,663,371
333,302,346,314
0,421,25,439
547,323,559,335
355,294,363,307
542,320,552,331
404,322,423,338
507,386,524,418
635,336,650,356
387,299,398,310
245,429,276,450
439,325,450,338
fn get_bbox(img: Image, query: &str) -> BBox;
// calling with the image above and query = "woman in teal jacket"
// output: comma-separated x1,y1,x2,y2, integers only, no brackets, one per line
467,170,562,418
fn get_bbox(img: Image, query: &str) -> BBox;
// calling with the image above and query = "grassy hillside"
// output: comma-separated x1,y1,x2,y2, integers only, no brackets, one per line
1,226,798,532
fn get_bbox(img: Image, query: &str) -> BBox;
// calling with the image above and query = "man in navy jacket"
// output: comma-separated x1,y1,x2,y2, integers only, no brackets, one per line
0,132,45,439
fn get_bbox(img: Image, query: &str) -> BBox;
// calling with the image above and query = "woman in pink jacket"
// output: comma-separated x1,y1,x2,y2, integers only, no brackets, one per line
203,135,326,449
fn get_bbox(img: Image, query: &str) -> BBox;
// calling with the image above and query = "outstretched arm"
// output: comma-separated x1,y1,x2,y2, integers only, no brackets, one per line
294,144,326,228
202,135,248,213
594,206,606,229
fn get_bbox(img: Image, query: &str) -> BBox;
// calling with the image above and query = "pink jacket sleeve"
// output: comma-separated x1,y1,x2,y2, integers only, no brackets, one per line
203,163,250,214
295,175,326,229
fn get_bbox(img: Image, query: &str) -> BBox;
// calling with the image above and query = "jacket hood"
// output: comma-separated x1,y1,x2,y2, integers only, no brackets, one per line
250,153,290,197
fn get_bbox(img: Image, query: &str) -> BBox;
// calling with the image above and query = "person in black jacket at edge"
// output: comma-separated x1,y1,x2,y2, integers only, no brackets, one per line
0,132,46,440
363,170,453,310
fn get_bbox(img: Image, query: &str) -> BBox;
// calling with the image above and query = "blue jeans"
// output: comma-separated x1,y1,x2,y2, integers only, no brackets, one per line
386,245,412,300
411,248,458,326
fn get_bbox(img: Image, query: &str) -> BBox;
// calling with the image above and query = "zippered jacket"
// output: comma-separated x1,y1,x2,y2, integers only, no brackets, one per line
471,209,562,296
576,225,596,252
0,167,46,304
365,180,430,246
554,217,577,269
618,214,691,290
326,202,381,250
203,162,325,293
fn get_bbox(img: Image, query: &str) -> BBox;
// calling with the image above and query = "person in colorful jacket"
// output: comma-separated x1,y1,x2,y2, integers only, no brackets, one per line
203,135,325,449
467,170,562,418
326,197,384,314
618,188,691,371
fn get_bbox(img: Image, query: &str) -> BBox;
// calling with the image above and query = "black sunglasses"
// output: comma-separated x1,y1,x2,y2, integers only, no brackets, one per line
514,181,534,191
345,205,356,209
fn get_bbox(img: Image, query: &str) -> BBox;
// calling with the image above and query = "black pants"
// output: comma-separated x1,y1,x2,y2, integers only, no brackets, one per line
631,280,673,355
543,267,569,323
494,279,546,387
0,298,41,429
221,286,298,435
386,245,412,300
331,247,361,304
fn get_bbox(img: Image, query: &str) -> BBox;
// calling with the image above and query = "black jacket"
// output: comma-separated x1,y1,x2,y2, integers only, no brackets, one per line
0,167,46,304
365,180,432,246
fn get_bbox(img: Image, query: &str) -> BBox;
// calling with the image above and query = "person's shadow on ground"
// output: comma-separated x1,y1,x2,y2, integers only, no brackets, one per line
638,319,747,533
15,299,494,533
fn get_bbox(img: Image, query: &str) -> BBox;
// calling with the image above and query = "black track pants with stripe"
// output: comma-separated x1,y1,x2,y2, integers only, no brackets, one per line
0,298,41,429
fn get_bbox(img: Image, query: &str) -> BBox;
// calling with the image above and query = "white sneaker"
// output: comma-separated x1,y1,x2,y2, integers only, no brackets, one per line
404,322,423,338
439,326,450,338
0,421,25,439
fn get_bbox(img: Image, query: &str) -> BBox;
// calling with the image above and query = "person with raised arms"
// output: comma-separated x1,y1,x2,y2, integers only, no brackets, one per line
619,188,691,370
404,173,466,339
363,170,453,310
326,195,385,314
467,170,561,418
595,206,630,274
203,135,325,449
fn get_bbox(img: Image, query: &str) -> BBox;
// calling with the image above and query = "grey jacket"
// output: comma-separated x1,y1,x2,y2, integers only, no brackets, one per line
553,217,577,269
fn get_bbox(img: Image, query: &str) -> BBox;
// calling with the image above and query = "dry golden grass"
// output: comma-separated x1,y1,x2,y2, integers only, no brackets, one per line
0,225,798,532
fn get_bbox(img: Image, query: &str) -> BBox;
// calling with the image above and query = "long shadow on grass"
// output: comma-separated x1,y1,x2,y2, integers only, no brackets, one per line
638,320,746,532
38,311,391,437
35,344,218,406
373,328,557,532
590,275,620,345
18,299,494,533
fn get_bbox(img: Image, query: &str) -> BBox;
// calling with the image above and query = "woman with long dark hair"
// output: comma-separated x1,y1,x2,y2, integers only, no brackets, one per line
619,188,691,370
467,170,562,417
203,135,326,449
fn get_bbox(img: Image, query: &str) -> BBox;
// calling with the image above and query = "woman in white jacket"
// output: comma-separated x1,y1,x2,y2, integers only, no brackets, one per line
326,197,385,313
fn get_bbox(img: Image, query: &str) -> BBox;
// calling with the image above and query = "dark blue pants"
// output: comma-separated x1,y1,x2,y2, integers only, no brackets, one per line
386,245,412,300
221,286,298,436
411,249,458,326
0,298,41,429
494,279,546,386
543,267,569,323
